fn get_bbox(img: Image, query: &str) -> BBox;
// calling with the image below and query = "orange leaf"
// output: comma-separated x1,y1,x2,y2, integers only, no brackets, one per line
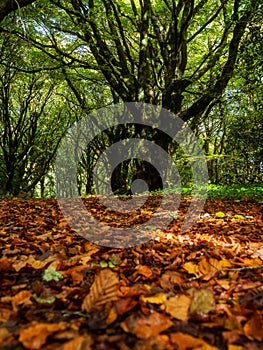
243,312,263,341
11,290,32,312
136,265,153,278
115,298,138,315
0,327,11,344
19,322,67,349
106,306,118,325
198,258,218,275
121,312,173,339
170,332,219,350
62,335,93,350
228,345,243,350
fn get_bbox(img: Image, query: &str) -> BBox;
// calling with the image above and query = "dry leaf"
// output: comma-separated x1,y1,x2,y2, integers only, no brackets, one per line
190,289,215,315
81,269,119,312
115,298,138,315
62,335,93,350
182,262,198,276
0,327,11,344
228,345,243,350
136,265,153,278
243,312,263,341
19,322,67,349
121,312,173,339
170,332,219,350
106,306,118,325
11,290,32,312
165,295,192,321
141,292,167,305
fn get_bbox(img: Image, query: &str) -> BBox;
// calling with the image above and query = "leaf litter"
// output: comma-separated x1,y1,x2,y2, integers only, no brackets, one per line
0,195,262,349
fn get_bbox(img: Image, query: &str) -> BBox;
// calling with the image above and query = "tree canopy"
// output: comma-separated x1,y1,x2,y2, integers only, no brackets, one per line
0,0,262,196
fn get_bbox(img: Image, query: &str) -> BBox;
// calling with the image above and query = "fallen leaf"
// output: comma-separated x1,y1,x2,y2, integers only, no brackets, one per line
0,327,11,344
115,298,138,315
81,269,119,312
165,295,192,321
243,312,263,341
190,289,216,315
141,292,167,305
19,322,67,349
228,345,243,350
121,312,173,339
136,265,153,278
11,290,32,312
62,335,93,350
170,332,219,350
106,306,118,325
182,261,198,276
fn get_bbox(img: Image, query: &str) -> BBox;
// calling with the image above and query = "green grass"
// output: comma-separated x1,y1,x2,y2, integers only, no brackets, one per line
207,183,263,201
149,183,263,202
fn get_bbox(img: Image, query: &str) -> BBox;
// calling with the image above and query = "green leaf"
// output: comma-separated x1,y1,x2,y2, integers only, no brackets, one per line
234,214,244,219
33,295,56,304
215,211,226,218
104,216,113,221
100,261,108,268
42,267,63,282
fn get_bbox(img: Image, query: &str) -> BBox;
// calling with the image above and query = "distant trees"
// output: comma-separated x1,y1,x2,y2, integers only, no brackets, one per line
196,9,263,185
0,0,262,196
0,33,72,196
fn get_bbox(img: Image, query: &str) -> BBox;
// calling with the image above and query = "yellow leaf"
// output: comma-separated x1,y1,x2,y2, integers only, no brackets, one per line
228,345,243,350
218,259,232,269
182,262,198,276
141,293,167,305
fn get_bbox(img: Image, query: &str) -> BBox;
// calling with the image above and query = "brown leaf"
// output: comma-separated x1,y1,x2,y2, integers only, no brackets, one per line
0,308,13,323
121,312,173,339
119,284,150,297
115,298,138,315
81,269,119,312
165,295,192,321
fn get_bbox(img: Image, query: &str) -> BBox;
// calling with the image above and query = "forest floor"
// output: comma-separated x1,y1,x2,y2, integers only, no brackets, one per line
0,195,263,350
